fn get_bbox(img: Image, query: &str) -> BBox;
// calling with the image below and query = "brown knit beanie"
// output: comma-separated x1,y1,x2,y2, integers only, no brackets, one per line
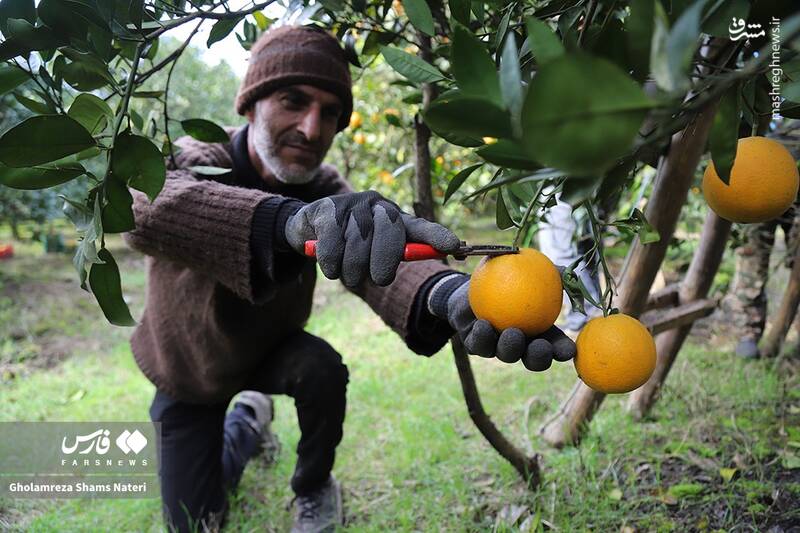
235,25,353,132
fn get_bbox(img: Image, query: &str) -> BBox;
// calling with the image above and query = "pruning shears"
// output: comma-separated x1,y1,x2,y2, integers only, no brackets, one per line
303,240,519,261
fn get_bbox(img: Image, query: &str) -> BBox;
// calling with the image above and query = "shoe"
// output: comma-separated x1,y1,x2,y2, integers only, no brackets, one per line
290,475,344,533
233,391,281,464
735,338,760,359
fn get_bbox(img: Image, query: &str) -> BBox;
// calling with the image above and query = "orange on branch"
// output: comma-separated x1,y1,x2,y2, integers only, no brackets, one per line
574,314,656,394
702,136,799,223
468,248,563,336
349,111,363,129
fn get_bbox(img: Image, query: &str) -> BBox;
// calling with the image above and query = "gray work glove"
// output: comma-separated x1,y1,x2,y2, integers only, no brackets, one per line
284,191,461,287
427,274,577,371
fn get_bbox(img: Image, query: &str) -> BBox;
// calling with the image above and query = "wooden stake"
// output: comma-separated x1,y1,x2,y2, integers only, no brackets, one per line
539,102,719,447
627,211,732,419
760,242,800,358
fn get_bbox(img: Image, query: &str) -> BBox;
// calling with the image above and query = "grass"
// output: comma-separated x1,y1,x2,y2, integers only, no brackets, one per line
0,224,798,531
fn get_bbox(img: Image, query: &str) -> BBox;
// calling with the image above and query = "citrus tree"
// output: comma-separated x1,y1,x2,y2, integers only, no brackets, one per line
1,0,799,485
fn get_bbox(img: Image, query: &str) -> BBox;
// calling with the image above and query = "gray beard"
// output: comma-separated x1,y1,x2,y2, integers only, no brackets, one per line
251,123,319,185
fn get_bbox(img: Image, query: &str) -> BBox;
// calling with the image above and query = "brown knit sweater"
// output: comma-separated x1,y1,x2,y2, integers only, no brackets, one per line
123,125,457,404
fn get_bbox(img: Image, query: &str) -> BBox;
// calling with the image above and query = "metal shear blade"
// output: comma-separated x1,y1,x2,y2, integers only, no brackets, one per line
451,243,519,260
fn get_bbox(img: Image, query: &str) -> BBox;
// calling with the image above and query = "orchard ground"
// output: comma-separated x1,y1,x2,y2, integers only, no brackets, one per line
0,220,798,532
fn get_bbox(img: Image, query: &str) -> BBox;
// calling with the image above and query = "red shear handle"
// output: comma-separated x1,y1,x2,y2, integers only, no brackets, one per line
304,240,447,261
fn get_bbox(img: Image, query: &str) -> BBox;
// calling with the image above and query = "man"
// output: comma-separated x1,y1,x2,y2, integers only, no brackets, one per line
725,200,799,358
124,25,576,533
538,194,603,333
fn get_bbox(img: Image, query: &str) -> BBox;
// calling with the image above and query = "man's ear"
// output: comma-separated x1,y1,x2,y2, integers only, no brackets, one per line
245,108,254,123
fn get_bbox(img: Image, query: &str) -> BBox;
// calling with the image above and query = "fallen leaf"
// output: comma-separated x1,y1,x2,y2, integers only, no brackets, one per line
719,468,737,482
781,452,800,469
667,483,705,499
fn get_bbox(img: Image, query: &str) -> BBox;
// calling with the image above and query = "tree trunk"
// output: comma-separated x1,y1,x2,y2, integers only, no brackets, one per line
760,243,800,357
627,211,731,418
539,40,728,448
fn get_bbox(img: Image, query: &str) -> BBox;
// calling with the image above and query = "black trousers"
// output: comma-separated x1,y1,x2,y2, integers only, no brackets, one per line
149,330,349,533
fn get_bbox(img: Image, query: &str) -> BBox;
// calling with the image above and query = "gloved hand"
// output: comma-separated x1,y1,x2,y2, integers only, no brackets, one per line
427,274,577,370
284,191,461,287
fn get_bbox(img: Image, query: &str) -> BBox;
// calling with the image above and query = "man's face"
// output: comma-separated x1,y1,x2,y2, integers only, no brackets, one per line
248,84,343,185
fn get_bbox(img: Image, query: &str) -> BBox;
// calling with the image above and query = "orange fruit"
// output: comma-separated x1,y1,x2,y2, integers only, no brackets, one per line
702,136,799,223
353,132,366,145
379,170,394,185
574,314,656,394
468,248,562,336
349,111,363,129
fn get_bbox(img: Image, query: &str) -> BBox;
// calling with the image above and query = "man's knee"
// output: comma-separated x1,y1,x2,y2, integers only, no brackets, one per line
288,333,349,398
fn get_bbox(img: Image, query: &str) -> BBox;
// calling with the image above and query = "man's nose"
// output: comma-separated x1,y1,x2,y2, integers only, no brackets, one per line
297,107,322,143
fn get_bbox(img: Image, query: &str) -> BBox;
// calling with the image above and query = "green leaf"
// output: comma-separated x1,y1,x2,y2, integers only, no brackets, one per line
464,167,562,200
37,0,89,38
471,1,483,21
57,49,116,91
650,1,672,91
452,23,501,105
189,165,232,176
207,15,243,48
607,488,623,501
180,118,229,143
252,11,271,31
111,133,166,202
444,163,483,204
653,0,706,92
424,95,512,138
381,46,446,84
525,17,564,65
561,175,602,206
496,189,514,229
667,483,705,498
702,0,749,37
0,18,64,60
362,30,395,57
0,64,29,95
449,0,470,26
597,158,636,202
68,93,113,135
476,140,540,170
61,194,92,233
779,101,800,119
13,92,52,114
520,53,652,175
610,208,660,244
88,248,136,327
101,177,135,233
708,82,741,185
719,467,738,482
625,0,654,81
0,0,36,34
403,0,435,36
783,81,800,102
0,161,85,189
0,114,95,167
499,34,523,136
132,90,164,99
